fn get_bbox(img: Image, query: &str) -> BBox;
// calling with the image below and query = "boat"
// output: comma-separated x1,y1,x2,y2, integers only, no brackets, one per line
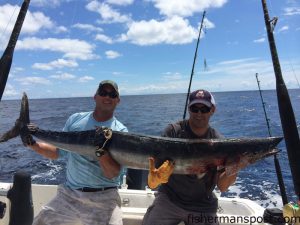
0,176,270,225
0,0,299,225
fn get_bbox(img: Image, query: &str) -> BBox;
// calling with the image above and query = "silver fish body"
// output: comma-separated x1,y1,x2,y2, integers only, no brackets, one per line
0,93,282,174
32,126,281,174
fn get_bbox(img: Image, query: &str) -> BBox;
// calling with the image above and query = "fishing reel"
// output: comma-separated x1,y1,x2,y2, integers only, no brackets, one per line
283,202,300,225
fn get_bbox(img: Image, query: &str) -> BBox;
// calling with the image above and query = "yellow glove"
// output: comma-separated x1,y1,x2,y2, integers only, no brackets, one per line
148,157,174,189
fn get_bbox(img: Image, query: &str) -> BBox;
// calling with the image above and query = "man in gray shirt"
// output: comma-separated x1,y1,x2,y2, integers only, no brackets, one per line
143,89,244,225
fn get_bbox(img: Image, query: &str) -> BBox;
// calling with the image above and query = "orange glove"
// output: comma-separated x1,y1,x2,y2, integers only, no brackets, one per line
148,157,174,189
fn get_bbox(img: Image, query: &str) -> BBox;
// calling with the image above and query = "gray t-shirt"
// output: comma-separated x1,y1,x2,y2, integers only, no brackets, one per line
158,120,223,213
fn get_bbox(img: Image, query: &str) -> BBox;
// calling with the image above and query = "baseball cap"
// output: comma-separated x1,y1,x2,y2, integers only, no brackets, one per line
188,89,215,108
97,80,119,95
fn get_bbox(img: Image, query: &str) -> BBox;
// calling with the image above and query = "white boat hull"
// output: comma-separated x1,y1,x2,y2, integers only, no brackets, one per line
0,183,267,225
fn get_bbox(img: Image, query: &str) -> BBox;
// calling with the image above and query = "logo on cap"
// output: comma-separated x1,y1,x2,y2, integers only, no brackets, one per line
196,90,205,98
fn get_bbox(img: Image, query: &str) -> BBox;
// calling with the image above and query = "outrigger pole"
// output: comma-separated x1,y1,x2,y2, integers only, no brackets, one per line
261,0,300,202
183,11,206,119
0,0,30,101
255,73,288,205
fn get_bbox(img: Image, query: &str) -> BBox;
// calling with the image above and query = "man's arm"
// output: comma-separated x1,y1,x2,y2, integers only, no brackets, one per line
217,156,248,192
98,153,121,179
28,141,59,160
21,123,59,159
217,171,237,192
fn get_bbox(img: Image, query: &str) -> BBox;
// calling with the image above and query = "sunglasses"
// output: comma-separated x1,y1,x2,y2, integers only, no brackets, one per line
98,90,118,99
189,105,211,114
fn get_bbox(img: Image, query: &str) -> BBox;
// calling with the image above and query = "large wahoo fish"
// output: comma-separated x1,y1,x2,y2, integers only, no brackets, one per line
1,93,282,174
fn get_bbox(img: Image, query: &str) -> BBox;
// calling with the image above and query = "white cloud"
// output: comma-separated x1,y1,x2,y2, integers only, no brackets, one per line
253,38,265,43
13,67,25,72
106,0,134,6
217,58,260,66
226,41,239,45
283,7,300,16
0,4,54,37
162,72,182,80
95,34,113,44
17,37,98,60
125,83,177,93
78,76,94,82
0,4,71,49
9,67,25,78
202,58,275,90
31,0,74,8
86,1,131,24
72,23,103,32
278,26,289,33
150,0,227,17
105,50,122,59
54,26,68,33
32,59,78,70
15,77,51,85
50,73,76,80
3,84,18,97
122,57,300,95
203,18,215,29
120,16,199,45
26,11,55,32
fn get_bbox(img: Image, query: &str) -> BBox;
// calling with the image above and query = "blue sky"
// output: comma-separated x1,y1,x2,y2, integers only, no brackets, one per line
0,0,299,99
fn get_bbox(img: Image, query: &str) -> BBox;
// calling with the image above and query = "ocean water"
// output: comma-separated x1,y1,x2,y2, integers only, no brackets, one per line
0,89,299,208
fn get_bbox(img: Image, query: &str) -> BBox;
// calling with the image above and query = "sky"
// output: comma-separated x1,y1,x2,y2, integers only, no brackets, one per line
0,0,299,99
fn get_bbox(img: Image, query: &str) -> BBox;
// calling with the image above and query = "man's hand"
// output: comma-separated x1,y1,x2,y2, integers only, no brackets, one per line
20,123,38,147
148,157,174,189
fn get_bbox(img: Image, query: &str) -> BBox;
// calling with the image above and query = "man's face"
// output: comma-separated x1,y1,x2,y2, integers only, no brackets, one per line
94,84,120,112
188,103,215,129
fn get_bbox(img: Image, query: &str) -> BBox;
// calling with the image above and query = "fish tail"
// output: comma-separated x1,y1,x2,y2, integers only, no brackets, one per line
0,92,30,142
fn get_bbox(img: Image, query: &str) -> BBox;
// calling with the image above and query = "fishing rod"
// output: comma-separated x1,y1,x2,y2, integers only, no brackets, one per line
261,0,300,203
0,0,30,101
255,73,288,205
183,11,206,120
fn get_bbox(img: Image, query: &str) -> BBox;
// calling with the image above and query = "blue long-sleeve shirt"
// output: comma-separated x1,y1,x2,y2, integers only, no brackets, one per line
58,112,128,189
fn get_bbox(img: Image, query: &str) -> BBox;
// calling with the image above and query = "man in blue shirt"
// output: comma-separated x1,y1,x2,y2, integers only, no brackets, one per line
24,80,127,225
